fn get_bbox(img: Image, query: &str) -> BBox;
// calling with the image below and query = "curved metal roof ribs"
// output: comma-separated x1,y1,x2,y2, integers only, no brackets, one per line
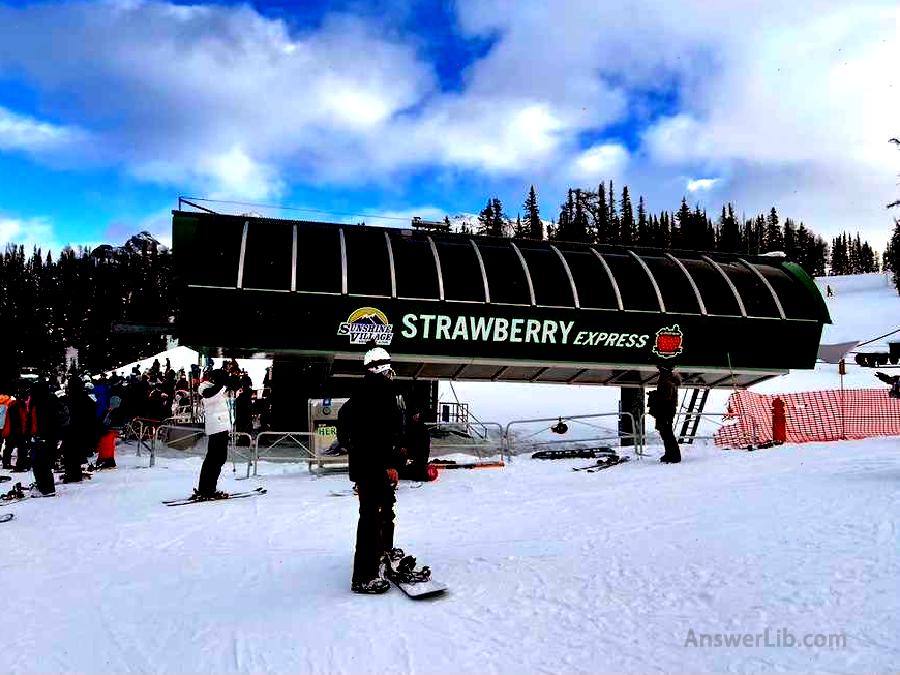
665,253,707,315
469,239,491,303
236,220,249,289
509,241,536,306
701,254,747,317
589,248,623,311
290,225,298,292
427,236,445,301
384,231,397,298
738,257,786,319
550,244,580,308
626,249,666,313
338,228,348,295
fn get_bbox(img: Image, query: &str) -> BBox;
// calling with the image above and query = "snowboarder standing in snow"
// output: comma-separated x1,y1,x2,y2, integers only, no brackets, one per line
194,369,233,500
347,347,403,594
650,364,682,464
60,376,100,483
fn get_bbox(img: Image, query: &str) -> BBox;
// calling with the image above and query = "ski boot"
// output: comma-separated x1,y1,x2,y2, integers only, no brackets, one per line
351,578,390,594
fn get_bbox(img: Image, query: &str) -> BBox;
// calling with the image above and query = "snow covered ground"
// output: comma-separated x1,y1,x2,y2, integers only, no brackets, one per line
2,437,897,672
6,272,894,673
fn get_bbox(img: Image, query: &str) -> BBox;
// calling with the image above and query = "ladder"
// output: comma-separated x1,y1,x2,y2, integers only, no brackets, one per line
677,388,710,444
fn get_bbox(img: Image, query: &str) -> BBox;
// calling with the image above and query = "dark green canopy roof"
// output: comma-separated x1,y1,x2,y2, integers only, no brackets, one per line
173,211,830,389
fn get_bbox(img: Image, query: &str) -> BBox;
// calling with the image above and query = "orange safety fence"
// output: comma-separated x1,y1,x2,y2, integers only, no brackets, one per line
714,389,900,447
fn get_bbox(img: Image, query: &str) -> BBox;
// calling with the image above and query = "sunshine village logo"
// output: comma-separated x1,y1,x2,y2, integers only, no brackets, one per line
337,307,394,346
652,324,684,359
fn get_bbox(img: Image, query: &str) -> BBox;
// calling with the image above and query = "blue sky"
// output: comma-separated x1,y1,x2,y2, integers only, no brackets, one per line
0,0,897,253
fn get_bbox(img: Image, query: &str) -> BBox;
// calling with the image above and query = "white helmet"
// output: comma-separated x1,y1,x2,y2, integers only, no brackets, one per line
363,347,392,374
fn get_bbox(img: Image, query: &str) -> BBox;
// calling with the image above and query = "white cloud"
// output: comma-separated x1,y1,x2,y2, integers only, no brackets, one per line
0,106,84,154
0,216,64,255
686,178,721,193
572,144,629,182
0,0,897,247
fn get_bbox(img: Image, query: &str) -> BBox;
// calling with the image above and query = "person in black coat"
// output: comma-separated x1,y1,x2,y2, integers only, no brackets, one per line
346,347,403,594
649,364,682,464
61,376,100,483
400,401,431,481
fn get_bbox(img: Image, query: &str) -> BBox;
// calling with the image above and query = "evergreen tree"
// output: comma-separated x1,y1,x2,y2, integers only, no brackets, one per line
636,196,649,246
607,180,619,243
718,203,741,253
783,218,797,259
886,219,900,293
620,186,635,246
523,185,543,239
674,198,691,249
513,214,527,239
595,182,610,244
765,207,783,252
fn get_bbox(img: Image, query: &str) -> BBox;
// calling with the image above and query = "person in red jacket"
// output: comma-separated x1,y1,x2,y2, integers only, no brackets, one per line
772,396,787,445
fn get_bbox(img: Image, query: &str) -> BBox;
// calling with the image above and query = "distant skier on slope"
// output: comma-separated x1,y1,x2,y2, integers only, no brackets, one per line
346,347,403,594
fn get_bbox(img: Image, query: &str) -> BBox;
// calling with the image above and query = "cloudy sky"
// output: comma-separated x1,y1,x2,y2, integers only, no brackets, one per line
0,0,897,254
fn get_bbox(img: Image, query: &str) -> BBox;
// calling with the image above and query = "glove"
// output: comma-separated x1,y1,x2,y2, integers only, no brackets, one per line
386,468,399,483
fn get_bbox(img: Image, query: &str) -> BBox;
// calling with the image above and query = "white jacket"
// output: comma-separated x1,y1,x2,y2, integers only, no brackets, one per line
199,382,232,435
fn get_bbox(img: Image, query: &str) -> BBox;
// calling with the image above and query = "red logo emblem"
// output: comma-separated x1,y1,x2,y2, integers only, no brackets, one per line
652,324,683,359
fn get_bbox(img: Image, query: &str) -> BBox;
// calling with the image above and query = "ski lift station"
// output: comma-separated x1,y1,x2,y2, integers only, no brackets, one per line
171,209,831,442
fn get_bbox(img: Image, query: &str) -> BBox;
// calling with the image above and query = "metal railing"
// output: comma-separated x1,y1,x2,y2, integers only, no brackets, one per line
427,421,505,459
639,411,761,450
253,430,347,476
503,412,642,460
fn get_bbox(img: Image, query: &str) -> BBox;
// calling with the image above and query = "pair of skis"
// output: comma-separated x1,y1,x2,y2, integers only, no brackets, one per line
161,486,267,507
572,455,630,472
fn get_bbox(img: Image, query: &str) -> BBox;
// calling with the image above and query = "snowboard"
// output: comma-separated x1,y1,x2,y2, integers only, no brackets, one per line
0,513,13,523
386,553,447,599
572,455,630,472
163,486,267,506
0,475,11,483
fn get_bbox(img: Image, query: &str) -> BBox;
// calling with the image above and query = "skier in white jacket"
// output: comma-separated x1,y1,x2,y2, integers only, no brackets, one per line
195,369,233,500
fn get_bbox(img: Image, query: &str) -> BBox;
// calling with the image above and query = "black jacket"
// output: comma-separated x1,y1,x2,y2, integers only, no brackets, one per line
652,370,681,419
347,373,402,483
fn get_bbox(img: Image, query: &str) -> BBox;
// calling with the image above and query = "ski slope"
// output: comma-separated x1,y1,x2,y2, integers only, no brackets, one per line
4,272,894,672
1,438,897,672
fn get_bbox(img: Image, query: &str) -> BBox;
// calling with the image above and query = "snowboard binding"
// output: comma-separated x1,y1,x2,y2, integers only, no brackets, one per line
390,555,432,583
1,482,27,502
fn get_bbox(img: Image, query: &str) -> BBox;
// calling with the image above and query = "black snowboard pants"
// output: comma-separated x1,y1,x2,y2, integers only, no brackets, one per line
62,432,86,482
30,438,57,495
352,480,396,583
198,431,228,496
655,416,682,461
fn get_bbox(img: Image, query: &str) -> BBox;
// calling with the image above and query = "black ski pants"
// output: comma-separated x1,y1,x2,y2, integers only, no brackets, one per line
30,438,57,495
62,432,85,482
655,416,682,461
198,431,228,496
352,480,396,583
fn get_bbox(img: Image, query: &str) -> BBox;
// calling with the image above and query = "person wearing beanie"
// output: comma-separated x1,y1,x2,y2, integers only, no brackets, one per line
345,347,403,594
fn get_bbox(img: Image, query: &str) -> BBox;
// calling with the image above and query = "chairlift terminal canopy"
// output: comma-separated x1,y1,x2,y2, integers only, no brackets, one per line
172,211,830,389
